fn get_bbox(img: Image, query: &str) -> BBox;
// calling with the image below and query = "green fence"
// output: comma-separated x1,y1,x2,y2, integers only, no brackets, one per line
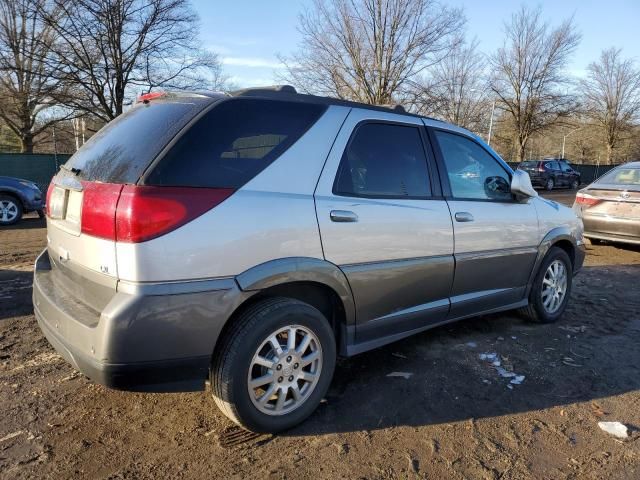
0,153,71,191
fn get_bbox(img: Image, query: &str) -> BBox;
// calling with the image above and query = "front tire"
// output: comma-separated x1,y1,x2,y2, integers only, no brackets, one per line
0,194,22,225
520,247,573,323
570,179,579,190
211,297,336,433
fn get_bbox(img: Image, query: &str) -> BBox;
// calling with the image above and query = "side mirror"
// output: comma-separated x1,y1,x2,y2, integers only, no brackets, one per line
511,169,538,201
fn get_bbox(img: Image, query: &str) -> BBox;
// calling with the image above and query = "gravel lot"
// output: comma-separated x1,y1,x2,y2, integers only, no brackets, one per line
1,192,640,479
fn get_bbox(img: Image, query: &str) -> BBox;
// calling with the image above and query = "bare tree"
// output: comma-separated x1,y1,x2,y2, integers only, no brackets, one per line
409,38,489,131
581,48,640,164
490,6,580,162
279,0,465,104
40,0,226,122
0,0,69,152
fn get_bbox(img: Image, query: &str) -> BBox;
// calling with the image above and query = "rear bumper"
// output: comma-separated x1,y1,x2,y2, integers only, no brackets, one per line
582,215,640,245
33,249,252,392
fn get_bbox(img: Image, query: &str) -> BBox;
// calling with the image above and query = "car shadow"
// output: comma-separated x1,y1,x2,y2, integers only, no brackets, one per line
0,216,45,230
0,269,33,320
283,264,640,437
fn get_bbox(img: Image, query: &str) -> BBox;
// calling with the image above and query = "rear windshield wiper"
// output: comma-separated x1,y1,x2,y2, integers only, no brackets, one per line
59,164,82,176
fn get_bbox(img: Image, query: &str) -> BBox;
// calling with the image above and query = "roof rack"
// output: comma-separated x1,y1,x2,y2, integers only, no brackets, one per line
230,85,420,118
231,85,298,96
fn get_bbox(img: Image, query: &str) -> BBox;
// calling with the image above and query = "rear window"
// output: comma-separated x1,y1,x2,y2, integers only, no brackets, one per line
519,161,537,168
596,167,640,186
63,99,209,184
145,98,327,188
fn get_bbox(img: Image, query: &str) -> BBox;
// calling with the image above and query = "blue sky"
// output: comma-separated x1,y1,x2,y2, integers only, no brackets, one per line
192,0,640,88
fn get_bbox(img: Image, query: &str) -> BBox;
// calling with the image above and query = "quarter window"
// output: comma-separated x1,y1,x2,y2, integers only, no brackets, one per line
333,123,431,198
146,99,326,188
433,130,512,201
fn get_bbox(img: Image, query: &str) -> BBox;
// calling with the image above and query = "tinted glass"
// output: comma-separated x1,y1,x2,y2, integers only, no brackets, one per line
64,99,208,183
560,162,572,172
520,161,537,168
596,167,640,186
434,130,512,201
333,123,431,198
146,99,326,188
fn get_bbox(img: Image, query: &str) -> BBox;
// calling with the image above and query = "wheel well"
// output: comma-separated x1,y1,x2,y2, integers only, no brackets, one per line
0,190,22,206
212,281,346,363
552,239,575,268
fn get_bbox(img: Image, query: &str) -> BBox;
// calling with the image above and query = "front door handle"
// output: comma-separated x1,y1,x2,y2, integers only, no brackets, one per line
330,210,358,223
454,212,474,222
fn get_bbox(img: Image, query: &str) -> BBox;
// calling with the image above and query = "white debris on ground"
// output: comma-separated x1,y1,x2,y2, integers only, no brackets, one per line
598,421,629,439
479,352,525,388
386,372,413,379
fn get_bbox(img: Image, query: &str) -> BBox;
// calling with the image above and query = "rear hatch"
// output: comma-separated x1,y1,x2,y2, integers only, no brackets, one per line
518,161,543,178
44,93,217,304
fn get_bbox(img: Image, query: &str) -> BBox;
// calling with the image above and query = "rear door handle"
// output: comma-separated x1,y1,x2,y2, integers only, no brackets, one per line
454,212,474,222
330,210,358,223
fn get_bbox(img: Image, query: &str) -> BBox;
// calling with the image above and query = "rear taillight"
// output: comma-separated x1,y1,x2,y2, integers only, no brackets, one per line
79,183,234,242
45,182,54,217
575,193,601,207
81,182,124,239
115,186,234,242
538,166,545,172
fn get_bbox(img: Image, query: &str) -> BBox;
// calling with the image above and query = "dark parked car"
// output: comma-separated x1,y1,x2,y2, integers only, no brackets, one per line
518,159,581,191
0,176,45,225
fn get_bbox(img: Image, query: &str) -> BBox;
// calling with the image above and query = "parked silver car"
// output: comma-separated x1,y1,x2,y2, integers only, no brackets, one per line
573,161,640,245
33,86,585,432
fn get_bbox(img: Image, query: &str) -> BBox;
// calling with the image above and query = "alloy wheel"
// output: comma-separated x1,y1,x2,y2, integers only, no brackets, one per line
0,199,18,223
247,325,323,416
541,259,568,314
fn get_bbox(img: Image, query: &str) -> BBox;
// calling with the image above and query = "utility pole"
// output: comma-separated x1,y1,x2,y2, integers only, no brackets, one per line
487,100,496,146
562,126,585,159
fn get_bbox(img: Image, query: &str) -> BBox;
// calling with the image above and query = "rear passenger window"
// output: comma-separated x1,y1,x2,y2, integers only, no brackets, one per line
146,99,326,188
333,123,431,198
433,130,512,201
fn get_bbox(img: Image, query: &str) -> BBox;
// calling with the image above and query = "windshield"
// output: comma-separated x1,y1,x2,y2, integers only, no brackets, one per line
595,167,640,186
63,98,210,184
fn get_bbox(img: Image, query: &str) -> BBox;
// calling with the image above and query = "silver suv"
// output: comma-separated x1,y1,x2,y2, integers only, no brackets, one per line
33,86,585,432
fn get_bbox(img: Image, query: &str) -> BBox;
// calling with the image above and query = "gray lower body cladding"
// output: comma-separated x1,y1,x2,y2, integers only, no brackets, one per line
33,249,252,392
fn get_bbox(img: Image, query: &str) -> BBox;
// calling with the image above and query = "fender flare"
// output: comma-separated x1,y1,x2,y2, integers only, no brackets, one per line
235,257,356,327
525,226,578,296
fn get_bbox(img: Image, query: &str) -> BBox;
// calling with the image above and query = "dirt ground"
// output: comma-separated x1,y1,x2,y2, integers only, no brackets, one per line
1,192,640,479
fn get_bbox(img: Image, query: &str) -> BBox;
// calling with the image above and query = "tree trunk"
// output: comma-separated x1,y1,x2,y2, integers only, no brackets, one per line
606,142,613,164
517,141,526,162
20,134,34,154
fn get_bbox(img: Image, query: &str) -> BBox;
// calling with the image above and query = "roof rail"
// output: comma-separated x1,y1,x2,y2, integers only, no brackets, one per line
231,85,298,96
377,104,406,113
228,84,434,119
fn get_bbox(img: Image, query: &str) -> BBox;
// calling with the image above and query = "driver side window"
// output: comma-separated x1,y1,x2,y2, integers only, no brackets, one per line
433,130,512,201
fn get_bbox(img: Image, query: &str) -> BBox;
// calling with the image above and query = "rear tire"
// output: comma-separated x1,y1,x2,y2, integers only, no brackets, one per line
211,297,336,433
0,194,22,225
545,178,555,191
519,247,573,324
